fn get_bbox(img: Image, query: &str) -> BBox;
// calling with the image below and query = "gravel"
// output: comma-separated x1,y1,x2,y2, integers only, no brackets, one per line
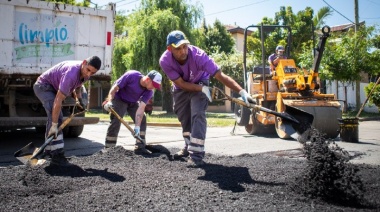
0,138,379,212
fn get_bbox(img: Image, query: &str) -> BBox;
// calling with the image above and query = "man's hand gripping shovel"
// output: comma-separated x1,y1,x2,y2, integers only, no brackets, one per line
107,107,160,153
14,105,86,166
211,86,314,138
108,107,144,142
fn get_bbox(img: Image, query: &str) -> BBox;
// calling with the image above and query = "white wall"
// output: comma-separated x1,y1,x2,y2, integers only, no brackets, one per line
326,80,379,113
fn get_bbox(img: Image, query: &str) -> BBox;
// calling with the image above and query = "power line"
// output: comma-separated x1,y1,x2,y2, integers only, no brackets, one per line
205,0,269,16
117,0,139,8
100,0,128,7
322,0,354,24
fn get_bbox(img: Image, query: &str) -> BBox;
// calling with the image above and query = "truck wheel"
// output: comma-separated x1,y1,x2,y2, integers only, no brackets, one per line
35,126,46,134
234,100,251,126
62,107,85,138
66,125,84,138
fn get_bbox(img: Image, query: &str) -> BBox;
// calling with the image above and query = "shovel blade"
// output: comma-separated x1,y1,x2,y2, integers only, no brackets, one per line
283,105,314,136
14,142,47,166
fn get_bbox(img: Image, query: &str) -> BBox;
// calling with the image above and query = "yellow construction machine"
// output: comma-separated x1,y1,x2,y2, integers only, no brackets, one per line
234,25,341,139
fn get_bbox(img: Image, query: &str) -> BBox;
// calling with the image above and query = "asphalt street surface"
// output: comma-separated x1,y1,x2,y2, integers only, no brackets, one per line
0,120,378,167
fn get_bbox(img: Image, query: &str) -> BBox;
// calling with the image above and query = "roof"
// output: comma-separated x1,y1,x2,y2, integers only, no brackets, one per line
330,21,365,32
225,25,253,35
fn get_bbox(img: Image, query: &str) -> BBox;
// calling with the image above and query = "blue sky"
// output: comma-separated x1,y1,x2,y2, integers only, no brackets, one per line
91,0,379,28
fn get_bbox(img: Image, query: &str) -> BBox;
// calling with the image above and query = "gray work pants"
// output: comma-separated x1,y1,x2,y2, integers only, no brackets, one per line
105,98,147,148
33,82,64,155
173,81,209,160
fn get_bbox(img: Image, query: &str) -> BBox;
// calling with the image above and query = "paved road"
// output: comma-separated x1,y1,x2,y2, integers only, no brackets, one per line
1,120,378,167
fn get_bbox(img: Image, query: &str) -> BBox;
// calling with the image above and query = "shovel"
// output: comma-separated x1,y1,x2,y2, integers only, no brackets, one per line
108,107,160,153
211,86,314,136
14,107,86,166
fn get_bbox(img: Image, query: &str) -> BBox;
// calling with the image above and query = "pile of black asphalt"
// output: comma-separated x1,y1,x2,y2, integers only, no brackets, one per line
0,130,379,211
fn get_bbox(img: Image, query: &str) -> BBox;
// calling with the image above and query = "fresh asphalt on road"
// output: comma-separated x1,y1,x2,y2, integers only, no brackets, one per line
0,119,378,167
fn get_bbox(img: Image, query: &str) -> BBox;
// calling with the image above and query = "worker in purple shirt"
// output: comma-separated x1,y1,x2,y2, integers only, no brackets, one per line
159,30,254,167
268,45,287,73
33,55,101,166
103,70,162,154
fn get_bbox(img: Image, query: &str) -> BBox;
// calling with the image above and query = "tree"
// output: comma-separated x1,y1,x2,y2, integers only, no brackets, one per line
247,6,332,64
320,26,375,82
115,11,128,36
119,0,202,112
202,19,235,54
313,6,333,29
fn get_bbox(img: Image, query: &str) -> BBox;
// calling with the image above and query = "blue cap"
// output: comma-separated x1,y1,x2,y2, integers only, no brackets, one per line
166,30,190,48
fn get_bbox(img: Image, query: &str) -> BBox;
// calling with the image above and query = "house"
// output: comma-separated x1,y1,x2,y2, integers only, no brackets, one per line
324,22,378,113
225,25,252,52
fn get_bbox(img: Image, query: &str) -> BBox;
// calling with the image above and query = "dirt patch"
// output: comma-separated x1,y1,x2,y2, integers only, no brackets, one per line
0,143,379,211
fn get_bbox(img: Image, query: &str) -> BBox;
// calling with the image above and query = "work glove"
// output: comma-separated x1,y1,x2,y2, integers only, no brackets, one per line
201,86,212,102
48,122,58,139
133,126,140,138
76,98,86,111
239,89,256,105
102,100,113,112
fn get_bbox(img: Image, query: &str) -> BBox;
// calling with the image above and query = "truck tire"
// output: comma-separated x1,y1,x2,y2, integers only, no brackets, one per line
234,100,251,126
66,125,84,138
62,106,85,138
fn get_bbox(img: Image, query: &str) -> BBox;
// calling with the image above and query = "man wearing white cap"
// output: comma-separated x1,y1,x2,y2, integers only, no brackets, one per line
159,30,254,167
103,70,162,154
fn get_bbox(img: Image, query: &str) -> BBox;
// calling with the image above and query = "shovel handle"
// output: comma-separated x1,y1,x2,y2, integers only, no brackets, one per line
108,107,144,142
211,86,300,124
30,109,86,159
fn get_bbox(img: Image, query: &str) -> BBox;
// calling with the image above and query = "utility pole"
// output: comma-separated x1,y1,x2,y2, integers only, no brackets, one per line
354,0,361,110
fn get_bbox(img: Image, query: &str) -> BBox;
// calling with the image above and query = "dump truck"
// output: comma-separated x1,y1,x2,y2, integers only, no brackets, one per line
234,25,342,139
0,0,115,137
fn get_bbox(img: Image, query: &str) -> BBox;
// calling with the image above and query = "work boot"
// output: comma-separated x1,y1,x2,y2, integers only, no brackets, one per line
187,157,205,167
134,140,150,155
50,152,71,166
173,148,189,160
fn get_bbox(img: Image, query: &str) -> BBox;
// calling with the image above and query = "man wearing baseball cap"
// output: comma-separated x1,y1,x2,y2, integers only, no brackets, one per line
159,30,254,167
268,45,287,72
103,70,162,154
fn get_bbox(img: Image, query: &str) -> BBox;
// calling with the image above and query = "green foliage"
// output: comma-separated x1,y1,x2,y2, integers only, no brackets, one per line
313,7,333,29
117,0,202,112
201,19,235,54
115,11,128,36
364,81,380,108
247,6,331,65
320,26,375,82
45,0,89,7
112,38,129,82
210,51,258,90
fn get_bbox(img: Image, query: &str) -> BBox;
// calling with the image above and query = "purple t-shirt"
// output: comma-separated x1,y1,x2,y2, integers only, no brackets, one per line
114,70,153,104
268,53,287,66
38,61,87,97
159,45,219,89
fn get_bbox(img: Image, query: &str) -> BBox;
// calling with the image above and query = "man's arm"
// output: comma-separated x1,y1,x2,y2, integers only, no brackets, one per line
107,84,120,101
134,101,146,127
52,90,67,123
214,70,243,93
172,77,202,92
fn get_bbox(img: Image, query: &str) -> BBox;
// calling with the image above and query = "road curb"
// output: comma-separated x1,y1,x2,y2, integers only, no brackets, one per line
99,119,181,127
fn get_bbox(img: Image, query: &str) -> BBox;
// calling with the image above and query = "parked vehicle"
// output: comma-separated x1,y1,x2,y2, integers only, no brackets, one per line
0,0,115,137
